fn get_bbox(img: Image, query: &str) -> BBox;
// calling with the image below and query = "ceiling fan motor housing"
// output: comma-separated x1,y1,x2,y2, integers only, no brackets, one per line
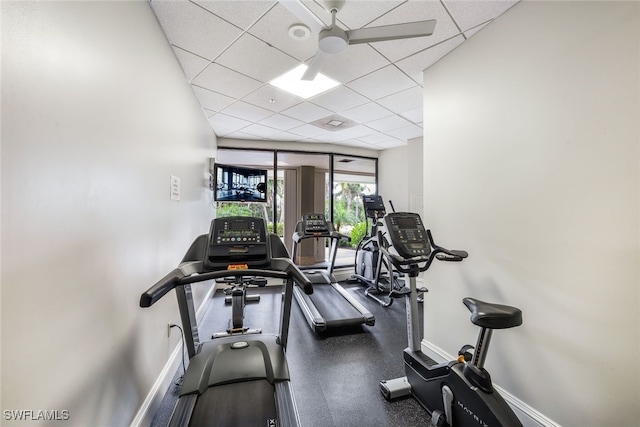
319,26,348,54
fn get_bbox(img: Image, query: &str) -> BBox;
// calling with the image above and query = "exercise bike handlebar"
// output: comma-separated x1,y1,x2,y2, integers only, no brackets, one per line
140,258,313,308
378,229,468,274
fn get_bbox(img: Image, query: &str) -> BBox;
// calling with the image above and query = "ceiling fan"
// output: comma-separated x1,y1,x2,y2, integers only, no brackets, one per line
283,0,437,81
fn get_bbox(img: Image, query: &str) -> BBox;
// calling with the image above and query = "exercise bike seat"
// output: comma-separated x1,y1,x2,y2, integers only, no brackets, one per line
463,297,522,330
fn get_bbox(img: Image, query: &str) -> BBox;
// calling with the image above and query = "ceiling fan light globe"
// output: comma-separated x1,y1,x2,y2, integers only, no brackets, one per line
318,28,348,54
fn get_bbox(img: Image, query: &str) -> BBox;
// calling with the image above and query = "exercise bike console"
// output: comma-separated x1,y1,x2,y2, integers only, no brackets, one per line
384,213,429,258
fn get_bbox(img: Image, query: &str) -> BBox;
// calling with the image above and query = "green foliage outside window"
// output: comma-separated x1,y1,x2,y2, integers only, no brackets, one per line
350,221,368,249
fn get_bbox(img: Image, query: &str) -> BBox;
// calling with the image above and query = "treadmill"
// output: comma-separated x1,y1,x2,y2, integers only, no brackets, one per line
140,216,313,427
291,213,375,332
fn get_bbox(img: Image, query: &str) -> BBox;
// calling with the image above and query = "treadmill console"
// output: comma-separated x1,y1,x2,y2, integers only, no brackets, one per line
302,213,330,234
205,216,269,269
362,195,386,219
383,213,430,259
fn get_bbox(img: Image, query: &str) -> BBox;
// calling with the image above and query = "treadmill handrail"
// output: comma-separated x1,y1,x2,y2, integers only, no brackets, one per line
140,258,312,308
292,229,350,243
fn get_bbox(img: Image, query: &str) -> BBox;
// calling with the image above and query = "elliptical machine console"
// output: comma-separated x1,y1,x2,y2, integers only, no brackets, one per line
379,212,524,427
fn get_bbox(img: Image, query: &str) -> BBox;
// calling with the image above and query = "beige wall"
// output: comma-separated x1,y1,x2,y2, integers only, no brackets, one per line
420,1,639,426
378,137,423,213
1,2,216,425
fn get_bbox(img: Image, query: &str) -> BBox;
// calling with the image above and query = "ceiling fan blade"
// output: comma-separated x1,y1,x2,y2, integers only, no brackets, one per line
346,19,436,45
279,0,326,34
301,50,328,81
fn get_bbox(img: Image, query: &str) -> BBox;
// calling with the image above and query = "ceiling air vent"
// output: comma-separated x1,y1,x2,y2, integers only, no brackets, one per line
310,114,357,132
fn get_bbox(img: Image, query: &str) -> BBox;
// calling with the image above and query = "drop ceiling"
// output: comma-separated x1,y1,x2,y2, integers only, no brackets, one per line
150,0,518,150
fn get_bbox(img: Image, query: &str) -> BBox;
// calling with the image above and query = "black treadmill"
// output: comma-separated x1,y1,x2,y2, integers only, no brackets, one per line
140,216,313,427
291,213,375,332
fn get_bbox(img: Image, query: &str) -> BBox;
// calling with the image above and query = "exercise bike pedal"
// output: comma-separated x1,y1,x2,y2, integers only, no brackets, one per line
430,410,448,427
458,344,474,363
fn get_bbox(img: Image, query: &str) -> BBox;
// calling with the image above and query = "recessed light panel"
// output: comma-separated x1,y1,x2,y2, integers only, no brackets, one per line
269,64,340,99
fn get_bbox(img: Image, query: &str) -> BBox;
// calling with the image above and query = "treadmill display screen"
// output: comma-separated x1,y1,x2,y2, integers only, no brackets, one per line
302,213,329,234
205,217,269,269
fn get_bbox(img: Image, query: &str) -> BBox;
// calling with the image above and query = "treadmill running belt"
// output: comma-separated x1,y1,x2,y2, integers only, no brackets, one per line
309,285,361,324
189,380,277,426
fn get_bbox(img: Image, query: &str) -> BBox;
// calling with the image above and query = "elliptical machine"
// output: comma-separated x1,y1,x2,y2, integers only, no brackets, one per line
378,211,524,427
351,195,421,306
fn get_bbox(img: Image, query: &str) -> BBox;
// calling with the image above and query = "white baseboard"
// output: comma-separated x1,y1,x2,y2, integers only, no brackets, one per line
130,283,217,427
421,341,562,427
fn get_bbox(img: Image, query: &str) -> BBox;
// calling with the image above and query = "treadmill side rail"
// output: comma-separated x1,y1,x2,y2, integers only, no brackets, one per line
275,381,302,427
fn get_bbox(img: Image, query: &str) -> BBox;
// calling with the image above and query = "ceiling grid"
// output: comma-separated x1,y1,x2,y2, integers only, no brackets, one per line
150,0,519,150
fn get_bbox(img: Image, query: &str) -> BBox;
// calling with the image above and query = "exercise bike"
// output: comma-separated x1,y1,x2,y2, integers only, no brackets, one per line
351,195,424,306
378,212,524,427
212,276,267,338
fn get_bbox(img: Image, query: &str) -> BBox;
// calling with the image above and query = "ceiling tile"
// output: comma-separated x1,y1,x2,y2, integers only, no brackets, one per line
259,114,305,131
309,86,369,113
341,102,393,123
358,132,403,146
224,131,263,140
334,0,405,29
395,34,464,83
387,123,423,140
339,139,379,150
280,102,333,122
269,131,304,142
329,125,377,140
172,46,210,81
150,0,243,60
400,107,424,124
194,0,274,30
241,123,282,138
191,63,263,99
288,123,329,138
318,44,390,84
241,85,304,112
442,0,519,32
191,86,236,112
208,112,252,136
373,138,407,149
366,1,459,62
248,2,318,62
366,115,413,132
377,85,423,114
347,65,416,100
464,21,490,39
216,33,300,83
219,100,275,122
